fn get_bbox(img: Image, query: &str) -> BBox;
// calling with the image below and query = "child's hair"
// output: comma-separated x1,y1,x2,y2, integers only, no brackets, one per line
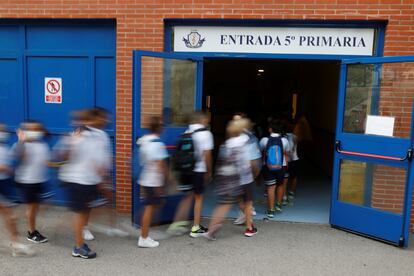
190,111,208,124
233,112,247,120
226,119,244,138
91,107,110,120
149,116,163,134
0,123,6,132
269,119,286,135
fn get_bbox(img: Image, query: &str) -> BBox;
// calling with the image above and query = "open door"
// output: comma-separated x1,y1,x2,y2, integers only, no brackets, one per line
132,50,203,225
331,56,414,247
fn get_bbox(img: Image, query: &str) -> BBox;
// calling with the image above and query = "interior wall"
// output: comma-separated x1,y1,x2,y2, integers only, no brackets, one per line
203,59,340,176
298,62,340,177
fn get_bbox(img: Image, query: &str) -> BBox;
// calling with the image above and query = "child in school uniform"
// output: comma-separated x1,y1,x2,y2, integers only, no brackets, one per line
136,116,169,248
0,123,34,256
286,124,300,200
260,119,291,217
58,109,106,259
203,119,258,240
12,121,50,243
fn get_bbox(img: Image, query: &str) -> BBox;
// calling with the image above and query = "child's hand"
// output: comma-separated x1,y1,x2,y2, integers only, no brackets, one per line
16,128,25,143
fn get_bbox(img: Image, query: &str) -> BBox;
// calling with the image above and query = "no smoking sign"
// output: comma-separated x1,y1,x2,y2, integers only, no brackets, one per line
45,77,62,104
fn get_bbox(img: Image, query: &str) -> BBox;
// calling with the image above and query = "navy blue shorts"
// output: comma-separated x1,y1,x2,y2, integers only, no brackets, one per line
288,160,299,178
0,179,16,206
141,186,162,206
178,172,205,195
66,182,98,213
262,167,285,186
15,182,44,204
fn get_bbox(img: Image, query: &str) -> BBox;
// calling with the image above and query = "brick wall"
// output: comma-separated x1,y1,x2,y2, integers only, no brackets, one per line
3,0,414,228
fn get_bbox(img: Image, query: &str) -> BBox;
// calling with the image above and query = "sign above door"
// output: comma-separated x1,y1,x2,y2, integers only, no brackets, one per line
173,26,375,56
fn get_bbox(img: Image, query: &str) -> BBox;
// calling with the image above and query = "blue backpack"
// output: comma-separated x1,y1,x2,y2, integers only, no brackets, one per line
264,136,284,171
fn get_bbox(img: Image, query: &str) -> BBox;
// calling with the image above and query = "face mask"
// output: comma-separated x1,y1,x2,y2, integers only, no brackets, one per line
0,131,9,142
24,131,44,141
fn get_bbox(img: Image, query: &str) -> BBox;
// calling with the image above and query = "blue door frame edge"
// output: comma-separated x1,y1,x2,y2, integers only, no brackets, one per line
131,50,203,225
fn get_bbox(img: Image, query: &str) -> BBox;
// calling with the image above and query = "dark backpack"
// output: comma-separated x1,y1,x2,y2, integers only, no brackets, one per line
173,127,207,173
264,136,284,171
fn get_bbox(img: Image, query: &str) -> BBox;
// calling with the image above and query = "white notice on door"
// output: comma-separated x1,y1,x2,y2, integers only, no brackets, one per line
365,115,395,137
45,77,62,104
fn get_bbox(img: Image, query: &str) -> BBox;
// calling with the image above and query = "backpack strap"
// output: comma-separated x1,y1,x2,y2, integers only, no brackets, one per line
192,127,207,134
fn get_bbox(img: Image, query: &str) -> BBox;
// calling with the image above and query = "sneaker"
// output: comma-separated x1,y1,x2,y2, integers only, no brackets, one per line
202,232,216,241
167,221,189,236
244,227,258,237
106,228,129,238
83,228,95,241
72,243,97,259
282,197,289,206
190,225,208,238
10,242,35,257
265,209,275,218
138,236,159,248
252,207,257,216
27,230,48,243
233,211,246,225
288,191,295,200
275,203,282,212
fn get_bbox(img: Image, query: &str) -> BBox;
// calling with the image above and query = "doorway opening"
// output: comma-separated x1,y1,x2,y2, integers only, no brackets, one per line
202,58,340,223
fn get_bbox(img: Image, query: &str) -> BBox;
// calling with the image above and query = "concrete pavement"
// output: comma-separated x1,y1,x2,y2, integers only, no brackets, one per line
0,207,413,276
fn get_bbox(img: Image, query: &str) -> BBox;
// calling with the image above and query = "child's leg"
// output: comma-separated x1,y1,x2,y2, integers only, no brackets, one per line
27,203,39,232
193,172,205,227
267,185,276,209
74,210,89,248
208,203,232,233
290,176,297,193
173,192,194,223
277,183,285,205
193,193,203,227
0,205,17,242
140,205,154,239
244,201,253,230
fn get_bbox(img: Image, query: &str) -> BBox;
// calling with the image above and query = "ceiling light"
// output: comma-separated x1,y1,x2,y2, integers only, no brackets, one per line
258,69,264,73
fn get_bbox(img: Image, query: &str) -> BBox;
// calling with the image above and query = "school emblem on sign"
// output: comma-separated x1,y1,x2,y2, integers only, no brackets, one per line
183,31,205,49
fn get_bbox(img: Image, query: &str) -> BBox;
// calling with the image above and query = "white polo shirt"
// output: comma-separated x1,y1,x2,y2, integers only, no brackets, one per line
58,129,107,185
286,132,299,162
0,143,11,180
137,134,168,187
12,141,51,184
225,134,253,185
88,126,112,171
188,124,214,173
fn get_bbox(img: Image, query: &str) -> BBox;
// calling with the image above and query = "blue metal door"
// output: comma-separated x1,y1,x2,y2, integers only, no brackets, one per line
0,21,116,203
331,56,414,247
132,50,203,225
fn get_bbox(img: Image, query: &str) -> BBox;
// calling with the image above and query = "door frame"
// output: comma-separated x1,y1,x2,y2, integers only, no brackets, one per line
131,50,204,225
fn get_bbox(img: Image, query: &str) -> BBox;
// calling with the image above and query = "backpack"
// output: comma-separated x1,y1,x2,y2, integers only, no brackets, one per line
264,136,284,171
173,127,207,173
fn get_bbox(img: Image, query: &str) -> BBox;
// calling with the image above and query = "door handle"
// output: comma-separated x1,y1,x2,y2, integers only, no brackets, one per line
335,140,412,162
